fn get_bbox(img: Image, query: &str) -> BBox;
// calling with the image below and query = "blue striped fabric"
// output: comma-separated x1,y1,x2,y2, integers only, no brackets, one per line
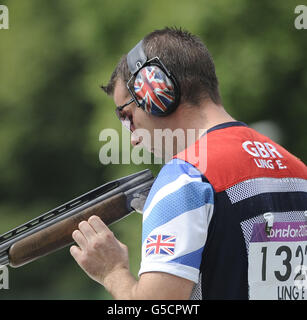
139,159,215,283
142,180,214,243
143,158,204,210
170,246,205,269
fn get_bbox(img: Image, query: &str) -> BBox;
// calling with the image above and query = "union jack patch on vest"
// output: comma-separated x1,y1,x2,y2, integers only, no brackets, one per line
145,234,176,256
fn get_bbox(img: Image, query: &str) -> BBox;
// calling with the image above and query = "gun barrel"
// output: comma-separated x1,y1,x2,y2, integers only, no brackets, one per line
0,253,9,266
0,169,154,267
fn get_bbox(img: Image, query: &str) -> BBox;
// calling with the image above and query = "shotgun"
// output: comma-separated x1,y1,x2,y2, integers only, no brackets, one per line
0,169,154,268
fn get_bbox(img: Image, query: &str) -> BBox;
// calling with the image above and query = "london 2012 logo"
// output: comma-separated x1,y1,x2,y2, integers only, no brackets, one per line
0,5,9,30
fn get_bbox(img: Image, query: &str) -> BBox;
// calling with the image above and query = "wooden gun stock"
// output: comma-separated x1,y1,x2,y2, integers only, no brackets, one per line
0,169,154,268
8,193,127,267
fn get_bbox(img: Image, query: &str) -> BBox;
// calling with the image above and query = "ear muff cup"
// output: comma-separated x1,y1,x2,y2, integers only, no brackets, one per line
133,65,177,116
126,40,180,116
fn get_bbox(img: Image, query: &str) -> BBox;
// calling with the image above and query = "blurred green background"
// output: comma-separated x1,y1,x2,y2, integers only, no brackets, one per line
0,0,306,299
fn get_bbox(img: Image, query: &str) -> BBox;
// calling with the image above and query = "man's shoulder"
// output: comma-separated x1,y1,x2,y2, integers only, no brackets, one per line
143,158,213,217
160,158,203,179
150,158,204,194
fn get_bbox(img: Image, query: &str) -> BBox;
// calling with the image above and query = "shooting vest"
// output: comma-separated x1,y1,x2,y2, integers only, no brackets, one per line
174,121,307,300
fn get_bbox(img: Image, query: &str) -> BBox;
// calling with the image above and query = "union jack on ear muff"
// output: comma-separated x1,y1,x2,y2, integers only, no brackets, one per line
126,40,180,116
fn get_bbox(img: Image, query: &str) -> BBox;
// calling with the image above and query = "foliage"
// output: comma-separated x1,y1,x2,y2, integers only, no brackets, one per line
0,0,305,299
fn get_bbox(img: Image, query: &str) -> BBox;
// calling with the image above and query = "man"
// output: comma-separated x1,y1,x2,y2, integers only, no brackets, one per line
70,27,307,299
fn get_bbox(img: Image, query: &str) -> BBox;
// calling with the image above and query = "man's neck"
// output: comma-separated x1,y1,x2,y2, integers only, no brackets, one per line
159,100,236,160
170,101,236,139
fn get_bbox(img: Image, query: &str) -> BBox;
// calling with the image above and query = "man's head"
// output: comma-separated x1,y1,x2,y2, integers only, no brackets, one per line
102,27,220,105
101,27,223,158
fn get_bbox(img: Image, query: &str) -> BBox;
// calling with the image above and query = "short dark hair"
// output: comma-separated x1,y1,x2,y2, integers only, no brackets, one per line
101,27,221,105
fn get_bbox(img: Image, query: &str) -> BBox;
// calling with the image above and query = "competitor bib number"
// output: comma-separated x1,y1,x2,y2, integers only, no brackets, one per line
248,221,307,300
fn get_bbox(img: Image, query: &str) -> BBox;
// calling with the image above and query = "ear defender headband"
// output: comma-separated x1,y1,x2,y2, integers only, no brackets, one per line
126,40,180,116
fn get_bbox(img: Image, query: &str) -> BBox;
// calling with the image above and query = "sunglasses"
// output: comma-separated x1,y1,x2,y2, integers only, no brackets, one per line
115,98,134,131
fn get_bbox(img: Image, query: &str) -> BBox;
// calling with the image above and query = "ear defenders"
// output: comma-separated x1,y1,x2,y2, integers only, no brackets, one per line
126,40,180,116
